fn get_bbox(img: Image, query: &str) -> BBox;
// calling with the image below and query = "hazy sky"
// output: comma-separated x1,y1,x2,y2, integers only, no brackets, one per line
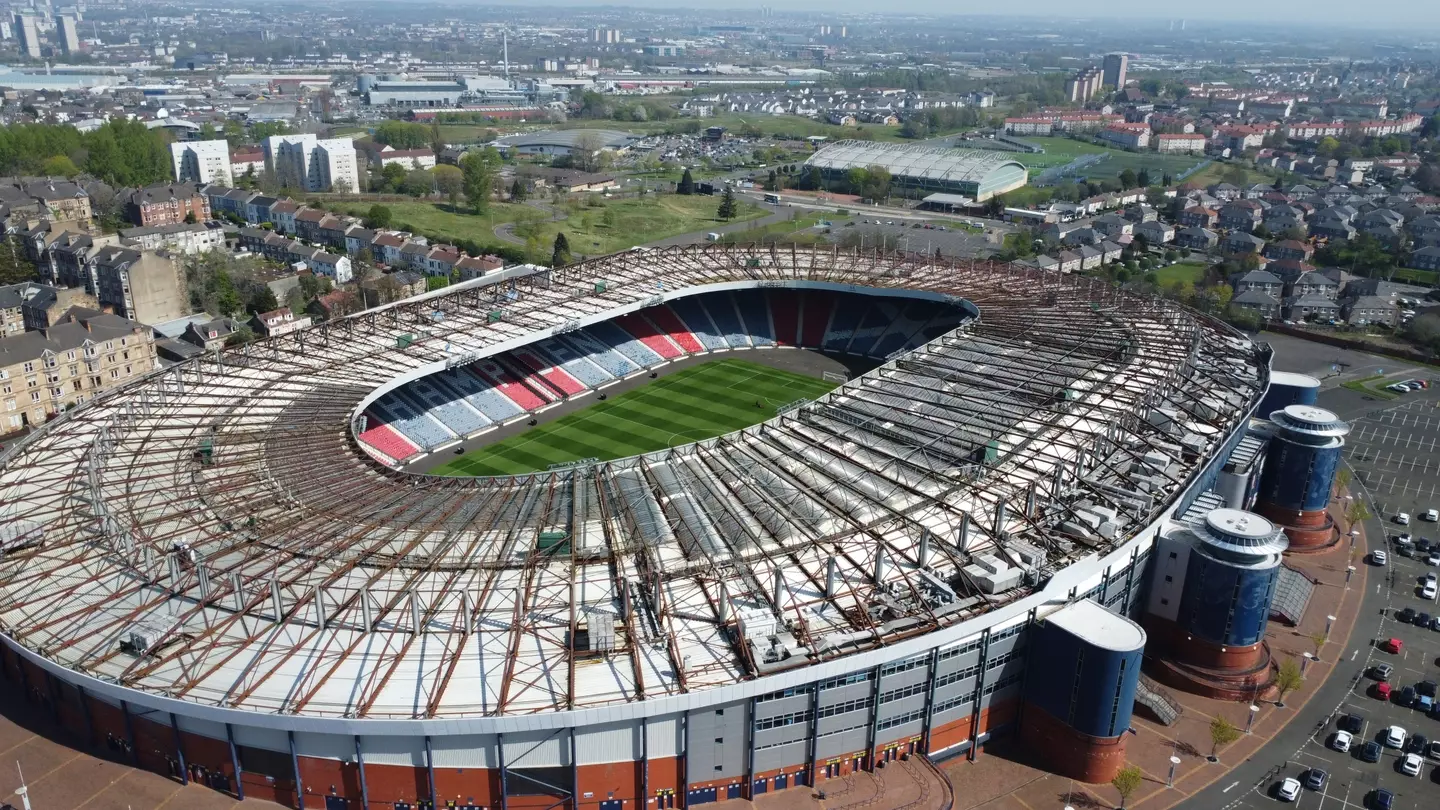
476,0,1440,30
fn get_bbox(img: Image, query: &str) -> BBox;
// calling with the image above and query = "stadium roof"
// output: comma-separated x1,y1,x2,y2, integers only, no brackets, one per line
0,247,1266,724
805,140,1027,185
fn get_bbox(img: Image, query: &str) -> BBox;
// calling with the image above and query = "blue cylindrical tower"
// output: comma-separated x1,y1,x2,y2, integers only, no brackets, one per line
1257,371,1321,417
1178,510,1288,648
1256,405,1349,550
1020,599,1145,783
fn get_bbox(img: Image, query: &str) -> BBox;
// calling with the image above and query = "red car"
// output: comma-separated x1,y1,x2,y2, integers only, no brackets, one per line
1376,681,1393,700
1381,638,1404,654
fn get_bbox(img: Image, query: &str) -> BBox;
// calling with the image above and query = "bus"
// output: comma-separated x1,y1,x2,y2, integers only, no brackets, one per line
763,193,781,204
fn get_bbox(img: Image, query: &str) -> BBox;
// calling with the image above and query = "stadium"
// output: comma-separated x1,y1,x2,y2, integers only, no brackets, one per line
0,245,1300,810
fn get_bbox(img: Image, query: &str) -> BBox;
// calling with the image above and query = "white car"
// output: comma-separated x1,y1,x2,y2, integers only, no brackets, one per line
1425,582,1438,600
1430,553,1440,567
1402,753,1424,776
1332,730,1353,752
1277,777,1302,801
1397,512,1412,525
1385,725,1407,748
1374,550,1389,565
1426,509,1439,522
1426,572,1438,587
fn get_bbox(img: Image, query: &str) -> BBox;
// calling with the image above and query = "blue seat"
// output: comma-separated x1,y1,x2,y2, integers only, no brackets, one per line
434,368,524,423
733,290,775,347
823,297,869,352
847,301,904,357
559,330,640,377
373,394,452,449
532,337,615,387
701,293,751,348
669,297,729,351
584,322,663,367
404,379,488,436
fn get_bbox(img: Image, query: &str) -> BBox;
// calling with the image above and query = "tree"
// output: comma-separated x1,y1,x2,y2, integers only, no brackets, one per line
1345,499,1371,530
364,204,393,229
247,284,279,315
1137,168,1151,189
1334,467,1352,496
571,131,605,173
433,164,464,208
213,271,243,317
511,179,528,202
677,168,695,195
717,186,738,221
1208,716,1241,760
1309,631,1329,660
1119,168,1138,189
40,154,79,177
551,233,573,267
1111,764,1143,809
184,210,197,224
374,121,432,149
461,148,501,215
1274,658,1304,706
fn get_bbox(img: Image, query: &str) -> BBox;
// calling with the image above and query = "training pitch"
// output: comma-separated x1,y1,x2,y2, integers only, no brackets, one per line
432,358,839,476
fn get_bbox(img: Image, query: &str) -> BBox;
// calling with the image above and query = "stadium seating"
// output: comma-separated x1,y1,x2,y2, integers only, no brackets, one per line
615,313,684,359
372,396,454,450
358,422,421,462
641,306,705,353
403,378,490,437
558,329,641,378
472,358,550,410
369,288,974,456
823,296,870,352
667,298,729,351
767,290,801,346
434,367,525,423
511,349,588,396
700,293,752,348
732,290,776,347
532,336,620,387
799,291,834,348
584,321,665,368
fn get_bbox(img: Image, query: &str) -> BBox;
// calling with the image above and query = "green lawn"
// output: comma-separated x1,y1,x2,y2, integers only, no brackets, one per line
432,359,837,476
333,194,765,257
1009,136,1110,170
1004,136,1206,181
1393,267,1439,286
1182,162,1277,189
1152,261,1208,286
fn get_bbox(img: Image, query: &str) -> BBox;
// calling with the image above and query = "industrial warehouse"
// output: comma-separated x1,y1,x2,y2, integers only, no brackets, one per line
802,141,1030,201
0,246,1346,810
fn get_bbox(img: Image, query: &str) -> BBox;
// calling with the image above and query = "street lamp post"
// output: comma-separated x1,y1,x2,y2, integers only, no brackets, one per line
1326,615,1336,636
1350,528,1360,548
1302,651,1313,677
1167,756,1180,787
1346,565,1356,587
1246,704,1259,734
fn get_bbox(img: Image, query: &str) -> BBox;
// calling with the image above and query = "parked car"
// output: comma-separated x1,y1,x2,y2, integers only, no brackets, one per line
1376,681,1393,700
1333,730,1353,752
1397,512,1412,525
1399,686,1416,706
1382,637,1404,653
1401,753,1424,776
1340,713,1366,733
1429,740,1440,758
1429,553,1440,567
1371,787,1394,809
1277,777,1302,801
1385,725,1408,748
1420,695,1435,713
1374,549,1389,565
1418,612,1433,627
1418,537,1434,554
1425,582,1438,599
1360,741,1383,762
1398,607,1417,623
1407,733,1429,755
1417,680,1436,696
1426,509,1438,522
1372,663,1395,681
1303,768,1327,790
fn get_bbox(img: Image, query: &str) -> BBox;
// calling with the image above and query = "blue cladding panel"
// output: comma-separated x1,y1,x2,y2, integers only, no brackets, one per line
1258,380,1319,416
1022,622,1142,739
1258,441,1341,512
1178,557,1278,647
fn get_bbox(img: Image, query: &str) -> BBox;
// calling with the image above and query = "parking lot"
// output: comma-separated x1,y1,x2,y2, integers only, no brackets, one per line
1222,384,1440,810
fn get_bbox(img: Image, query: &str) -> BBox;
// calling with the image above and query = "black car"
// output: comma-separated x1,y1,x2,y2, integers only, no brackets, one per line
1303,768,1327,790
1360,740,1383,762
1399,686,1417,706
1372,788,1395,810
1406,733,1429,754
1419,612,1434,627
1419,538,1434,553
1398,607,1418,623
1419,680,1438,697
1340,712,1367,733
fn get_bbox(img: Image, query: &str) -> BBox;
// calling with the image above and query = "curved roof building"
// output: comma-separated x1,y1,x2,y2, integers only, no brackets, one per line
804,140,1029,201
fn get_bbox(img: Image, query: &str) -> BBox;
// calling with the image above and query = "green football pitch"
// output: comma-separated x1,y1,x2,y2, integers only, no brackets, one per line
431,358,839,476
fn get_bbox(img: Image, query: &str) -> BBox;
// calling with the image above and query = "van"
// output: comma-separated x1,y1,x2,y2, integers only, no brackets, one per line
705,232,722,242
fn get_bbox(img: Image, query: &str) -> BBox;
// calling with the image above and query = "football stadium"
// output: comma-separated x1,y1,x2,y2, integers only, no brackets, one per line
0,245,1343,810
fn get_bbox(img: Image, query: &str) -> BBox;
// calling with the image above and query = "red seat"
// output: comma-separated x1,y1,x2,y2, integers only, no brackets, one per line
644,306,705,353
616,313,683,359
512,350,586,396
358,424,420,462
472,359,547,410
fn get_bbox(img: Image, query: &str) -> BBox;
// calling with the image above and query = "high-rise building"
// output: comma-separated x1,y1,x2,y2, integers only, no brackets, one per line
1102,53,1128,90
263,134,359,194
1064,66,1105,103
591,27,620,44
58,14,80,54
14,14,41,59
170,139,234,186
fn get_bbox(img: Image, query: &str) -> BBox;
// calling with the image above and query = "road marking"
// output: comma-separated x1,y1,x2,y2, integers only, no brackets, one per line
1223,781,1239,793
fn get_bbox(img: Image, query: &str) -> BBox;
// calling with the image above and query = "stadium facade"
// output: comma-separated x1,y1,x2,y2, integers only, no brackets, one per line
803,141,1029,202
0,247,1343,809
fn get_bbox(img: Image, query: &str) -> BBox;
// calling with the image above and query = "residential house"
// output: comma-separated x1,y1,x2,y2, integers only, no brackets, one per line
1056,250,1082,274
373,147,437,171
1077,244,1103,271
1408,246,1440,271
0,307,157,432
400,241,432,272
1263,239,1312,262
1178,206,1218,229
250,307,311,338
182,317,244,351
317,215,351,249
1122,204,1157,224
1098,241,1123,265
307,290,360,321
1134,220,1174,244
1230,289,1283,320
455,254,504,281
119,222,225,255
125,183,210,227
271,200,301,235
1092,215,1133,239
0,282,96,337
360,271,427,307
1287,270,1339,300
1285,293,1341,321
425,245,463,278
1342,296,1400,327
372,232,408,266
1176,227,1219,250
1308,212,1356,241
1225,231,1267,254
16,181,92,222
245,195,280,226
1230,269,1284,297
344,226,378,257
294,208,327,242
309,252,353,284
1218,201,1264,232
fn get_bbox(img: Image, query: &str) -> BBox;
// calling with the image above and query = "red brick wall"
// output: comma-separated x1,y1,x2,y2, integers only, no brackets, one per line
576,760,642,809
1143,614,1266,671
432,765,498,809
362,761,429,807
298,754,362,805
1018,703,1127,783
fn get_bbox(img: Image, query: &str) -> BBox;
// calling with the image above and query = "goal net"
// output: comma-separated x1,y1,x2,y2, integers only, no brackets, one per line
822,371,850,383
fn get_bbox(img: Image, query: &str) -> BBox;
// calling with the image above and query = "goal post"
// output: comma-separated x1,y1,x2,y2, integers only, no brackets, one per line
822,371,850,384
